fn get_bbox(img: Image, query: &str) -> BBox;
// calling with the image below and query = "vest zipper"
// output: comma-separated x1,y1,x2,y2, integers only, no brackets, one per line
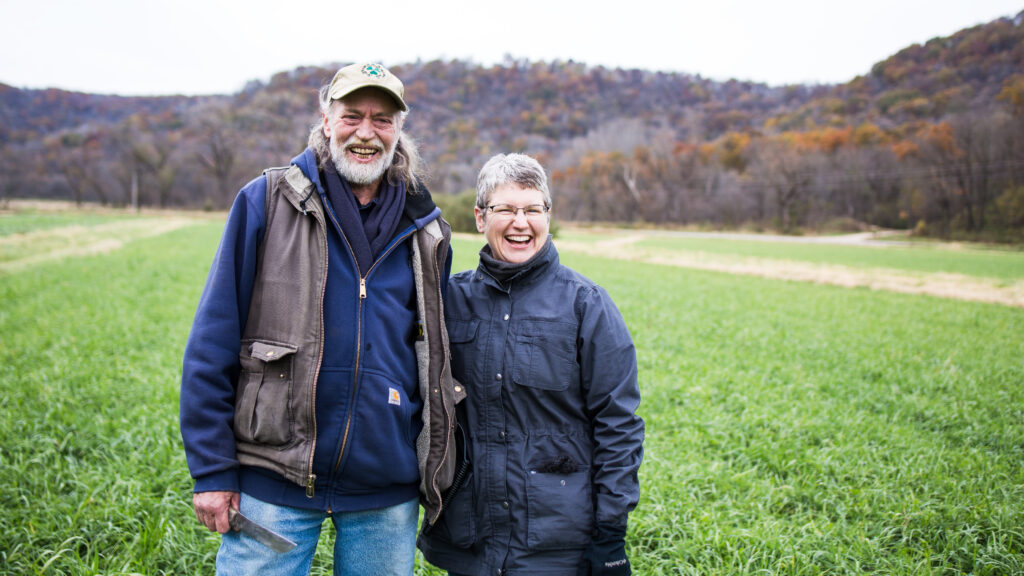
305,201,329,498
424,232,454,525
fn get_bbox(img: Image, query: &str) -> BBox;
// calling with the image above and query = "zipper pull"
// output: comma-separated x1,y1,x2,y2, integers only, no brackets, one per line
360,278,367,299
306,474,316,498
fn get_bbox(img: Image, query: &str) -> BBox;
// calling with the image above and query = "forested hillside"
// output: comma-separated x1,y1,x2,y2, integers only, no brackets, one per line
2,11,1022,239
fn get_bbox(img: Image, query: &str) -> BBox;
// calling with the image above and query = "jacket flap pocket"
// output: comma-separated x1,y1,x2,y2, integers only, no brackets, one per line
249,341,297,362
447,319,479,344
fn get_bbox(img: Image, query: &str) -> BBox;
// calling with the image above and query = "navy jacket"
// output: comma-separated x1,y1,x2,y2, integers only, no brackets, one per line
419,241,644,575
180,148,450,512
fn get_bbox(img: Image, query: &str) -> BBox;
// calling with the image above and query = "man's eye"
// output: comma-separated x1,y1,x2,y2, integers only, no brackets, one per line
525,207,544,216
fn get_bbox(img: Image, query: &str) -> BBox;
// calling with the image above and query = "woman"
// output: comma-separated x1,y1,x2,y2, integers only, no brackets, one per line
418,153,644,576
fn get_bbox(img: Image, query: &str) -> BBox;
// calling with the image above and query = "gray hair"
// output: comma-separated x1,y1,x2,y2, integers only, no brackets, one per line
307,84,425,191
475,153,552,209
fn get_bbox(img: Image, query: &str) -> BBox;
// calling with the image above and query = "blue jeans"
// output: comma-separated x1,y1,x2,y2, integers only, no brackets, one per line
216,493,418,576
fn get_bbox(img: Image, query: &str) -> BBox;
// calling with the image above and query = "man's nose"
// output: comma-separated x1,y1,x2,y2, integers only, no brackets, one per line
355,118,375,140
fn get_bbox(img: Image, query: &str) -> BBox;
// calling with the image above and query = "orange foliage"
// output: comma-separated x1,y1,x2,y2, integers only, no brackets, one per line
890,139,919,160
921,122,961,158
996,73,1024,116
852,122,885,147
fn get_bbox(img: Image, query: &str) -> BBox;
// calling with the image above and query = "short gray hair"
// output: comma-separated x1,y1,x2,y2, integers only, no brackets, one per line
307,84,425,191
476,153,552,209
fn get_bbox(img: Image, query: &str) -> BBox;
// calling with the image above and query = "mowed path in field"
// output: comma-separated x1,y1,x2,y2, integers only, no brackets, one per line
6,214,1021,308
554,231,1024,308
0,217,198,273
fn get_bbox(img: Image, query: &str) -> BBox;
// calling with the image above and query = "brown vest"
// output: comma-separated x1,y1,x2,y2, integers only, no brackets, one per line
233,165,461,521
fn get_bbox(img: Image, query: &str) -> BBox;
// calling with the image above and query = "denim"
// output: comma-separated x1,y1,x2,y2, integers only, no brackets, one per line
216,493,418,576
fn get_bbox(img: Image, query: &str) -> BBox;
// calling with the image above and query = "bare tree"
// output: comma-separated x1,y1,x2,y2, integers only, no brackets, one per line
749,139,819,232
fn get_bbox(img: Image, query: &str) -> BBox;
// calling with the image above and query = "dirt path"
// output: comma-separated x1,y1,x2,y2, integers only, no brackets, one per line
554,232,1024,308
0,217,198,273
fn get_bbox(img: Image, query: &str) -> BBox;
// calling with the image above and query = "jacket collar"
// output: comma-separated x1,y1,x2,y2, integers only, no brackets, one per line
478,236,557,289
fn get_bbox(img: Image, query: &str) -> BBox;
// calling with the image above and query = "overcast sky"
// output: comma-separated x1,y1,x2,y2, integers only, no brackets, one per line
1,0,1021,96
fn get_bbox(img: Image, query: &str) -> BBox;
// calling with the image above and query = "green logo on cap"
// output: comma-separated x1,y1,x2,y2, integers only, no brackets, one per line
362,64,386,78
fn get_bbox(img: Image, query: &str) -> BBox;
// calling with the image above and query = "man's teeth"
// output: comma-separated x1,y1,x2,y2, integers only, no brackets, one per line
506,235,531,243
350,147,378,157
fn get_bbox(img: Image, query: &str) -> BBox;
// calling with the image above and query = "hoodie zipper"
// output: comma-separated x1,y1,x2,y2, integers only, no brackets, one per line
332,228,416,477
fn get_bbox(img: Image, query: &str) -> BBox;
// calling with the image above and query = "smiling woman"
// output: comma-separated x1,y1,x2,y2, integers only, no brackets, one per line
417,153,645,576
475,184,551,264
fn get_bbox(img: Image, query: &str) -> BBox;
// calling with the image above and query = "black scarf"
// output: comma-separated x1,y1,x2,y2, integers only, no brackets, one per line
478,236,554,286
322,163,406,275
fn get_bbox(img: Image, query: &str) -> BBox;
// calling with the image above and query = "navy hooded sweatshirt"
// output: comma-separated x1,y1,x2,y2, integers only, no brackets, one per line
179,148,450,512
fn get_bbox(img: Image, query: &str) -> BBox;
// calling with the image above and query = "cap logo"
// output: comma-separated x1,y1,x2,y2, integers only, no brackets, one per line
361,64,387,79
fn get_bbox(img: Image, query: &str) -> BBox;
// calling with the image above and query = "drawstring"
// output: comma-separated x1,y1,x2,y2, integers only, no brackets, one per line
298,187,315,215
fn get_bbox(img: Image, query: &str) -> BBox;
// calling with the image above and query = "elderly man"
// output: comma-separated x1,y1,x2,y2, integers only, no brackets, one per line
180,62,460,575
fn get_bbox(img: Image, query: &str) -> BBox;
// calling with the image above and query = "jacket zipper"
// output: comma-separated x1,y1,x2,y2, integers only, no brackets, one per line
331,224,417,477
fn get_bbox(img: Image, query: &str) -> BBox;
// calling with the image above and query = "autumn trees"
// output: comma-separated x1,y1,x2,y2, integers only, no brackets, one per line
3,10,1024,240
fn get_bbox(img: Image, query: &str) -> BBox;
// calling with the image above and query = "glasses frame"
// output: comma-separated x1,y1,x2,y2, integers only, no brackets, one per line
484,203,551,219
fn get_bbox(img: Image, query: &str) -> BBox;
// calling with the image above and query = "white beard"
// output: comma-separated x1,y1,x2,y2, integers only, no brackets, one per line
330,134,398,186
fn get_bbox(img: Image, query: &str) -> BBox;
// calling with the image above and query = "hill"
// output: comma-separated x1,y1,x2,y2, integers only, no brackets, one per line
2,10,1022,240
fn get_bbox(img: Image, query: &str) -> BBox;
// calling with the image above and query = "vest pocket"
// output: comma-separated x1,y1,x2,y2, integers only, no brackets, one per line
235,341,297,446
526,468,593,549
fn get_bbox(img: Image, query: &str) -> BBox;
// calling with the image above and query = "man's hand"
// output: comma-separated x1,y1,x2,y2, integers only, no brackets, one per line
193,491,240,534
578,524,631,576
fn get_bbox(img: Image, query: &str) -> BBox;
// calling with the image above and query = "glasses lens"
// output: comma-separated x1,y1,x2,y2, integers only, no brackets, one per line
489,204,547,219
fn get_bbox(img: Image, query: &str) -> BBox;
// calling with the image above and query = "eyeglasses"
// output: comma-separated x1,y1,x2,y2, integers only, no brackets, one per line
485,204,550,219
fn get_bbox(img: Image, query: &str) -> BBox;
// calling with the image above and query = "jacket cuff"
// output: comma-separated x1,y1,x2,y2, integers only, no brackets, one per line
193,469,239,494
594,522,627,541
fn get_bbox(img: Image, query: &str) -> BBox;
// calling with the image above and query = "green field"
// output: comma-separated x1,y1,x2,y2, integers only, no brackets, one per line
2,211,1023,575
560,229,1024,282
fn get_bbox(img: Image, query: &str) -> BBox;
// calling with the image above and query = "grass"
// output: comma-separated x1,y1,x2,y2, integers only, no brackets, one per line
0,209,127,237
2,216,1022,575
557,229,1024,282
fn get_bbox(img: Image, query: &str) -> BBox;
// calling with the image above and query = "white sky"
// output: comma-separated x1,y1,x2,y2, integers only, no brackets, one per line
1,0,1021,96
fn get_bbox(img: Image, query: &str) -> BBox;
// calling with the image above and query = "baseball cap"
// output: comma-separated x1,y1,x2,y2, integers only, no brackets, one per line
327,63,407,112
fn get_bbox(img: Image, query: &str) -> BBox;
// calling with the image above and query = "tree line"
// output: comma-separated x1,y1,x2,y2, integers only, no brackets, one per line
2,11,1023,241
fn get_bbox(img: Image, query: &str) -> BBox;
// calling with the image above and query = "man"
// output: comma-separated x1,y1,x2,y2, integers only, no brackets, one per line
180,62,461,575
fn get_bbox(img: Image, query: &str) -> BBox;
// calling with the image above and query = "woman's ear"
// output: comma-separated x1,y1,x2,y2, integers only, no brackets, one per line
474,206,486,233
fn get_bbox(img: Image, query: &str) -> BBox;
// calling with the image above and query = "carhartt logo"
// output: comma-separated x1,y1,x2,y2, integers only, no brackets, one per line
389,387,401,406
362,64,387,79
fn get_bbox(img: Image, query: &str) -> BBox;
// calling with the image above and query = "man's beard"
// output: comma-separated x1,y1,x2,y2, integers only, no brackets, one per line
330,133,398,186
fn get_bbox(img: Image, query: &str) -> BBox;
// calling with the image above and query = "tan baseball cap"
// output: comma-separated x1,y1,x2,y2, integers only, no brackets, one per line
327,63,407,112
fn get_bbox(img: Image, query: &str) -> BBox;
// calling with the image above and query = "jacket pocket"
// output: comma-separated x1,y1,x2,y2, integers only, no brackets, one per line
446,318,479,385
235,341,297,446
513,320,577,391
526,469,593,549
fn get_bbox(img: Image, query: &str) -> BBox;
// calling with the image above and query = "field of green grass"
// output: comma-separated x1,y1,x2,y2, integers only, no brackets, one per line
2,210,1022,575
560,229,1024,283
